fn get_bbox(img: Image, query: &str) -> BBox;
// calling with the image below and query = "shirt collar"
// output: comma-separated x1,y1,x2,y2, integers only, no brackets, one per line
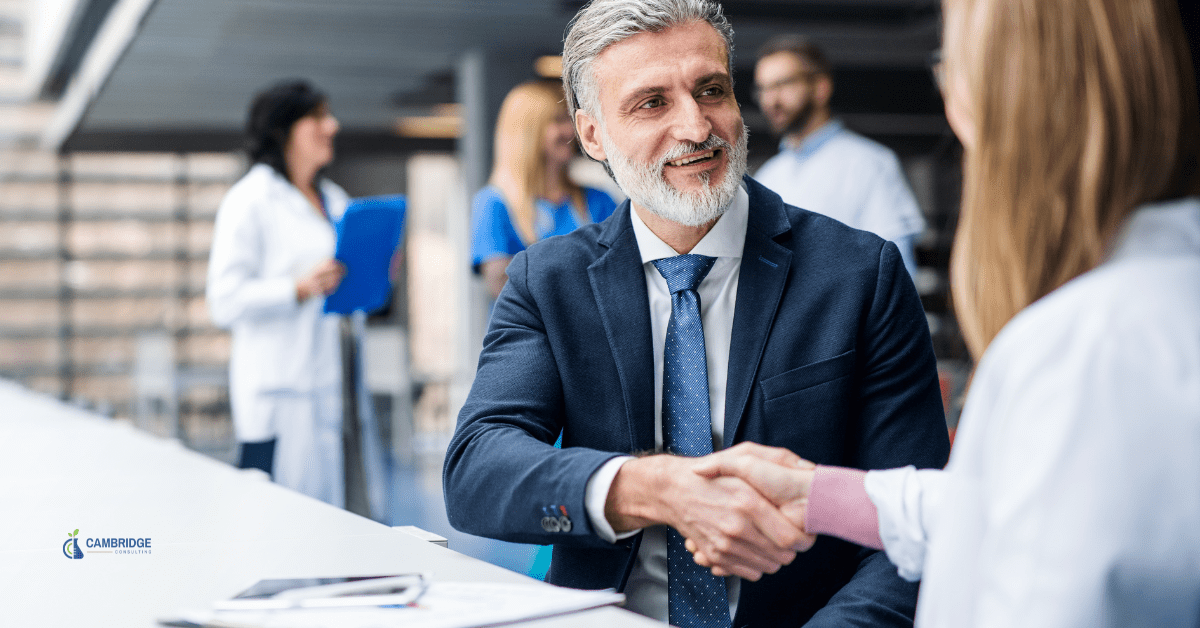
1107,196,1200,264
780,118,844,160
629,184,749,263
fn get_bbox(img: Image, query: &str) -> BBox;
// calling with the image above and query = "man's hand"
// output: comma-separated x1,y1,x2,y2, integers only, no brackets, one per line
686,443,819,575
605,454,808,581
692,442,816,504
296,259,346,302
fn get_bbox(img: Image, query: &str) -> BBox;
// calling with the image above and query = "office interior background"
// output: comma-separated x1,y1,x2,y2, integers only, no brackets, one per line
0,0,968,575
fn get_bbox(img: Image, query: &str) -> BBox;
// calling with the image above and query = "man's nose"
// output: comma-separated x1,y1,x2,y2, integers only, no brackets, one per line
757,88,782,112
672,96,713,144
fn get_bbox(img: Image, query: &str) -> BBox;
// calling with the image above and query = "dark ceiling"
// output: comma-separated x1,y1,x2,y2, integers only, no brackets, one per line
51,0,947,153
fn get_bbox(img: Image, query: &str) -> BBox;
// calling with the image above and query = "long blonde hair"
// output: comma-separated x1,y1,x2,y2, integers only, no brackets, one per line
490,80,587,245
946,0,1200,360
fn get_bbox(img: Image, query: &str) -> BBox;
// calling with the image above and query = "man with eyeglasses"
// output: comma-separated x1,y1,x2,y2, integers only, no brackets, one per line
753,35,925,276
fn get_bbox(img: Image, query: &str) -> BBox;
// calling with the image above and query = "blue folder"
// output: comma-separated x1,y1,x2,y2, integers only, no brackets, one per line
323,195,406,314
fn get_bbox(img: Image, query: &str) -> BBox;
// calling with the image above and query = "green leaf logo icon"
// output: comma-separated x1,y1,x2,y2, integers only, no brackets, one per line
73,529,79,537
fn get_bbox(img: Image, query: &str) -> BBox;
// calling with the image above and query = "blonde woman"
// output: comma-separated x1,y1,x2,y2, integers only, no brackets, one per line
471,80,617,299
691,0,1200,625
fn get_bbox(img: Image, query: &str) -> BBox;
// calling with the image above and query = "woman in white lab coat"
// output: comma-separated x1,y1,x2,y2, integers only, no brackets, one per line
690,0,1200,625
207,80,385,514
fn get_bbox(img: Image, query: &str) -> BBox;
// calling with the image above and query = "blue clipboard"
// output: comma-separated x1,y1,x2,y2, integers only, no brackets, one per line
323,195,406,314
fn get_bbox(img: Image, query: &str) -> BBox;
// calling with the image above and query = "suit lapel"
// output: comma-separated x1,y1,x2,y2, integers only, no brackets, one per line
724,178,793,448
588,202,657,452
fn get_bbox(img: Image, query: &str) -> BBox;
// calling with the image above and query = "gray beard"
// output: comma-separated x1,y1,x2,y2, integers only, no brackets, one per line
601,123,749,228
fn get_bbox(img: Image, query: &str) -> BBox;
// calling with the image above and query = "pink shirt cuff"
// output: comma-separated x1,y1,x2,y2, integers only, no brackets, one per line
805,465,884,550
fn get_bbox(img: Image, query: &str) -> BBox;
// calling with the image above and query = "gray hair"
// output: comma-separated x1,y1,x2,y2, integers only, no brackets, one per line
562,0,735,121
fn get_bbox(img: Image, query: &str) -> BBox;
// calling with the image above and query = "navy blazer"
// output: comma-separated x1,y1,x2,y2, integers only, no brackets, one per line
445,176,949,627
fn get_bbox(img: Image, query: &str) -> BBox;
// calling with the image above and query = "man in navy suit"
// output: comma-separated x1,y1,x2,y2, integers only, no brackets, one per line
444,1,949,625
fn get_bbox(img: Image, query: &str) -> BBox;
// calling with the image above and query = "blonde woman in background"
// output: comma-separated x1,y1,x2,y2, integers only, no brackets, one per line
471,80,617,299
690,0,1200,625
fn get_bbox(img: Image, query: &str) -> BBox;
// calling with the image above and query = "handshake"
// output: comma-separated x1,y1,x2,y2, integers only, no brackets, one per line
606,442,822,581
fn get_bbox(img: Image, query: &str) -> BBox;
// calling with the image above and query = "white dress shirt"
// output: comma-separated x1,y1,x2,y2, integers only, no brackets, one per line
584,185,749,622
864,198,1200,627
753,120,925,275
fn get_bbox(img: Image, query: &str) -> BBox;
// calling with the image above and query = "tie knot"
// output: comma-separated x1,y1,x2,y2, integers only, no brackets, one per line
652,254,716,294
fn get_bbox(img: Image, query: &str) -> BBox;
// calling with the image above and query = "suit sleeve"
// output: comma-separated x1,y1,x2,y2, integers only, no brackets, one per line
443,249,626,547
804,239,950,627
853,239,948,470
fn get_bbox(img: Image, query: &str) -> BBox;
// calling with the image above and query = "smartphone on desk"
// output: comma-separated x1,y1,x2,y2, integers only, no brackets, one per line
213,574,428,610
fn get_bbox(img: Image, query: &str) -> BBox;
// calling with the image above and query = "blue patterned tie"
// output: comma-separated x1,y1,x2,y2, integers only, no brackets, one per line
651,254,730,628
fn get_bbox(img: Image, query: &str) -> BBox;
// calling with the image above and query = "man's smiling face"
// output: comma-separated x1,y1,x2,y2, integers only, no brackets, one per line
575,20,747,226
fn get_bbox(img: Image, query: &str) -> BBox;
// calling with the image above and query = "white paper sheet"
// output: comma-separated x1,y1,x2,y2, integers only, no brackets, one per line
176,582,625,628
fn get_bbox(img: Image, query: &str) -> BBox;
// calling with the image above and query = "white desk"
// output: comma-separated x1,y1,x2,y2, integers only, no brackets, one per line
0,380,660,627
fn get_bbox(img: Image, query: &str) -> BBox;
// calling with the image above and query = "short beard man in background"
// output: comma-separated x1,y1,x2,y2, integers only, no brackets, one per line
444,1,949,626
753,35,926,276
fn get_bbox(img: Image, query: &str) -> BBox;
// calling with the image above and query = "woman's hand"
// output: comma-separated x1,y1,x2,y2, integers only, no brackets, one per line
605,453,811,582
296,259,345,302
687,442,819,575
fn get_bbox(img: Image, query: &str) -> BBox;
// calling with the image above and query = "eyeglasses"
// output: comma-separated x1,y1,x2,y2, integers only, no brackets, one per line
752,73,816,102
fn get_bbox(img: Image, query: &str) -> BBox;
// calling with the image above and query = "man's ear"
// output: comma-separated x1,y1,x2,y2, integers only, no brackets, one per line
575,109,607,162
814,74,834,109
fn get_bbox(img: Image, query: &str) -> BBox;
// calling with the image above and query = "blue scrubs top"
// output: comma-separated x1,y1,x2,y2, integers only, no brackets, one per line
471,185,618,270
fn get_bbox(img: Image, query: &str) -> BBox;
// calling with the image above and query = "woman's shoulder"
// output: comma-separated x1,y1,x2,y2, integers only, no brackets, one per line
974,251,1200,423
581,186,615,202
227,163,276,194
473,184,507,208
1000,200,1200,351
1003,254,1197,347
318,176,350,216
581,186,618,220
219,164,282,215
318,176,349,200
470,185,515,231
951,251,1200,487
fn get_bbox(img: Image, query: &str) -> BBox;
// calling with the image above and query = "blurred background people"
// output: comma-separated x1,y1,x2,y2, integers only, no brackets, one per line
753,36,925,276
206,80,385,514
695,0,1200,624
471,80,617,300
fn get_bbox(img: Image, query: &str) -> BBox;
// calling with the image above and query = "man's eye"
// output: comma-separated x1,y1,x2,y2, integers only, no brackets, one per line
699,85,725,98
638,98,664,109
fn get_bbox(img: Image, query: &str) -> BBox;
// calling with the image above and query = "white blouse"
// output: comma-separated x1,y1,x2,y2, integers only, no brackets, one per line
866,198,1200,627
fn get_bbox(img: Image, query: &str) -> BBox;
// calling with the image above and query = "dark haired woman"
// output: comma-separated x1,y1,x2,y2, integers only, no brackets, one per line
207,80,363,509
